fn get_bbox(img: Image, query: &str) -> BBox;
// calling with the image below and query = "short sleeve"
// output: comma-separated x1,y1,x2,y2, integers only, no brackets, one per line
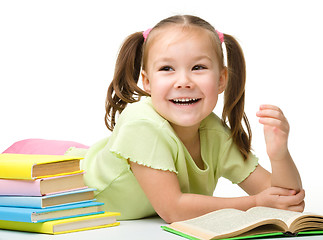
109,120,178,174
219,140,259,184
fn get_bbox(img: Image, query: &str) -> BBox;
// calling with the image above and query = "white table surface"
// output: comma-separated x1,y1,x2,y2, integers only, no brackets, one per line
1,216,323,240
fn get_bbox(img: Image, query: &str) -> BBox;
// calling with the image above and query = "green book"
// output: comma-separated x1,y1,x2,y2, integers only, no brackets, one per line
161,207,323,239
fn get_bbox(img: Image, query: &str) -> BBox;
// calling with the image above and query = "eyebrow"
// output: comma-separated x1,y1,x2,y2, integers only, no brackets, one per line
151,57,174,69
153,57,174,63
193,55,213,62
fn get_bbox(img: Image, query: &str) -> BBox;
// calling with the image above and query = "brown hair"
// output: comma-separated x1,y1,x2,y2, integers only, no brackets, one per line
105,15,252,160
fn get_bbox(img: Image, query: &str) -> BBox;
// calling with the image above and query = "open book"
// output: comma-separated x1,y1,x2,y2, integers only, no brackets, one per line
162,207,323,240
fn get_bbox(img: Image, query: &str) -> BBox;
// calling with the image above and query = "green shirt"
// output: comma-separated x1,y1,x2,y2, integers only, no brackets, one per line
81,97,258,220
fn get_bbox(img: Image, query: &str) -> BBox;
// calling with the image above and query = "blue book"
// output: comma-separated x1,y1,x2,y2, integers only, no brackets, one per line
0,201,104,223
0,188,96,208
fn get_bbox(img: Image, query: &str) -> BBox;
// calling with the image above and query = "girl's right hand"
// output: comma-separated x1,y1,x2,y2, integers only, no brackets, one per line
255,187,305,212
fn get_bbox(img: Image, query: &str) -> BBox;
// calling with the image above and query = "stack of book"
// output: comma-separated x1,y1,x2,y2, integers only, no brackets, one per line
0,153,120,234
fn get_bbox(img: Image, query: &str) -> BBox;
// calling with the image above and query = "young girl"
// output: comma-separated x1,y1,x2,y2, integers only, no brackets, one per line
82,15,304,223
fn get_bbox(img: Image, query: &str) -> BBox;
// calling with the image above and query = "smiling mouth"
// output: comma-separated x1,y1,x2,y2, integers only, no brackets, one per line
170,98,201,105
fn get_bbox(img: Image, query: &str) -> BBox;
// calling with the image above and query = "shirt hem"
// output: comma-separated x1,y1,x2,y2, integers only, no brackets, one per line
232,161,259,184
110,149,179,175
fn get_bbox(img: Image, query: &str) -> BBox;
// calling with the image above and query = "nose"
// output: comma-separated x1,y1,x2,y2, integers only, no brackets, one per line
174,71,193,89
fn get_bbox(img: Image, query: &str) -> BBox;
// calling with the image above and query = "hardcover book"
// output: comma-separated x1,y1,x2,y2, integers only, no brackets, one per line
0,153,83,179
0,212,120,234
0,188,96,208
0,172,86,196
0,201,104,223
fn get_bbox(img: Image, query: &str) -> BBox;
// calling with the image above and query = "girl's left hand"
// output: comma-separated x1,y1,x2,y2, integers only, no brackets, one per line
256,105,290,161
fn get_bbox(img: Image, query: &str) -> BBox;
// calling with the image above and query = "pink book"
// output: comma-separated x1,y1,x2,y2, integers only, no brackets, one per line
0,172,87,196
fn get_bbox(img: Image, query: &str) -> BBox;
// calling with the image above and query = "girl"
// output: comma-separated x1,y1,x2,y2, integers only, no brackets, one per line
82,15,304,223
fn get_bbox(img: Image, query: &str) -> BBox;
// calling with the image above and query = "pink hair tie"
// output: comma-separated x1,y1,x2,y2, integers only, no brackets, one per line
216,30,224,43
143,28,152,41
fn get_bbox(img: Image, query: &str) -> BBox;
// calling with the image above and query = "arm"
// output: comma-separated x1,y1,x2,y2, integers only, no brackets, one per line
256,105,302,191
238,105,304,212
238,164,305,212
130,161,305,223
130,161,256,223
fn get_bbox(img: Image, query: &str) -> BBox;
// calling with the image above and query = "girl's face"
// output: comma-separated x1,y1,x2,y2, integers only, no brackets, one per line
142,26,227,132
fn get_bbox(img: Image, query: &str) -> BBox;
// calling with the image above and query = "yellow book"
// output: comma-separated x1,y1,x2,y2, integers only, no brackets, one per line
0,212,120,234
0,153,83,179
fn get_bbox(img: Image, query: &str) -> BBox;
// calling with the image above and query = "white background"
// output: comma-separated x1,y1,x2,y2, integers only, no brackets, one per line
1,0,322,213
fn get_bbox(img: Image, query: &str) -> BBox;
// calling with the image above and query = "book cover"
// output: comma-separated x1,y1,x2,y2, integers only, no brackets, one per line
162,226,323,240
0,172,86,196
0,153,83,179
0,188,96,208
0,212,120,234
0,201,104,223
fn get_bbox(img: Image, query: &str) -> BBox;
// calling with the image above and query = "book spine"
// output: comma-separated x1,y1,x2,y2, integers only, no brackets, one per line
0,179,42,196
0,207,32,222
0,219,53,233
0,163,32,179
0,196,42,208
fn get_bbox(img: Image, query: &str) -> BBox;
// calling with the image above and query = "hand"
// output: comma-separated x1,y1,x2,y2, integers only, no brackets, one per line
255,187,305,212
256,105,290,161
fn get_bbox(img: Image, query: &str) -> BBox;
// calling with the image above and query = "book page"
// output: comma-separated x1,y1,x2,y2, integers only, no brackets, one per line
171,208,287,239
177,209,244,235
247,207,304,227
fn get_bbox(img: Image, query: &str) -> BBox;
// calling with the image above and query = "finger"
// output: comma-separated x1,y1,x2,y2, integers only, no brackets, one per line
258,118,289,133
300,189,306,199
259,105,283,113
269,187,296,196
258,106,287,122
287,201,305,212
256,109,286,120
295,189,306,203
280,189,305,206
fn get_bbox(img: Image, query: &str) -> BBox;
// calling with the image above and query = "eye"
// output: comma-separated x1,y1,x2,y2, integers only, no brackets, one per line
192,65,207,71
159,66,174,71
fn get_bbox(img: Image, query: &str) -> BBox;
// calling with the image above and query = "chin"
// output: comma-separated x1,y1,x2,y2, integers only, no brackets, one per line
169,119,202,129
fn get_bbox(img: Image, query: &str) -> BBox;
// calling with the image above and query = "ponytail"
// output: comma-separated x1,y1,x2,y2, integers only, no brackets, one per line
222,34,252,160
105,32,150,131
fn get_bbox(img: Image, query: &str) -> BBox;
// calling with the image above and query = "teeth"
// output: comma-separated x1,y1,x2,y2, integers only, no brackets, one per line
173,98,198,103
171,98,200,105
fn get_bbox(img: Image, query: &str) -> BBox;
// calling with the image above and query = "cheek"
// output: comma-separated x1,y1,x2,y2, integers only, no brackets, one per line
150,76,172,93
201,77,219,94
201,78,220,105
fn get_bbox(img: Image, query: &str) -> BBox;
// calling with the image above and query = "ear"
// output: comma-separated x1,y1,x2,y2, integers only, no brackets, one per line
141,70,151,94
218,67,228,94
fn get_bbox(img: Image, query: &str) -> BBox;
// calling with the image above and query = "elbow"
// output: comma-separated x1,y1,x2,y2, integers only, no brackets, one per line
156,201,191,223
155,200,185,224
158,209,181,224
161,216,173,224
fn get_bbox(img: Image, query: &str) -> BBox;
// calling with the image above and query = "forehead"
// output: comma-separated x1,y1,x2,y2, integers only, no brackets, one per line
148,25,215,51
144,25,217,64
